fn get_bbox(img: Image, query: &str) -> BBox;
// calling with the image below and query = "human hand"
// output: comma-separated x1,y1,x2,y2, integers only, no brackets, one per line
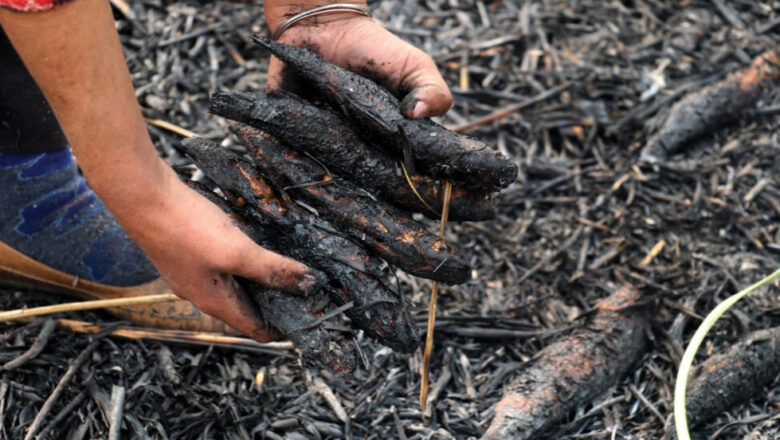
121,177,317,342
263,0,453,118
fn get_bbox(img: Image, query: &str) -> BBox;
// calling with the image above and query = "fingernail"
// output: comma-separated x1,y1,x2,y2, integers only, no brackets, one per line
412,101,428,118
297,273,318,293
400,93,417,116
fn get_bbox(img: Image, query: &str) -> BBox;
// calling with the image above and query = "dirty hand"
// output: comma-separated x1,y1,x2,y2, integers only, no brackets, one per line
264,0,453,118
122,177,318,341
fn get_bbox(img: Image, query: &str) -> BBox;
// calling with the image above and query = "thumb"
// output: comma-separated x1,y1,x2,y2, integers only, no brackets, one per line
232,242,319,294
400,82,454,119
394,49,453,118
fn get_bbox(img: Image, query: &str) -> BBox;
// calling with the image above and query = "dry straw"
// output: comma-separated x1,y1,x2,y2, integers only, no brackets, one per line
0,293,179,322
420,180,453,409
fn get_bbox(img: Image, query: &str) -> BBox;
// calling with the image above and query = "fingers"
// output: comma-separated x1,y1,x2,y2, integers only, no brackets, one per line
186,273,281,343
348,28,453,118
230,240,318,295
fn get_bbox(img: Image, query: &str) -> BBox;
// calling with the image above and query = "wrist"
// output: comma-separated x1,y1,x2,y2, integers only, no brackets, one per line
81,145,182,231
264,0,368,36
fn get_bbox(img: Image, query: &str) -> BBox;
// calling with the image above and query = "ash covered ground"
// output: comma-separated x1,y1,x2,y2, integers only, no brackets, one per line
1,1,779,439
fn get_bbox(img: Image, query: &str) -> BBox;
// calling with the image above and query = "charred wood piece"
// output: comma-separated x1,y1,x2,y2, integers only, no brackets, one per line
665,326,780,439
641,49,780,162
252,36,518,189
231,125,471,285
243,282,357,373
483,286,649,440
210,92,496,221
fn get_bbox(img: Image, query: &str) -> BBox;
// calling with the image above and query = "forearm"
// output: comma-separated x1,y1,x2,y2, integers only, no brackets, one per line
0,0,175,225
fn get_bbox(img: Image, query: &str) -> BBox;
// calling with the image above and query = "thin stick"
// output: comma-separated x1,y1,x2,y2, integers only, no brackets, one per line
144,117,198,138
24,340,99,440
56,319,296,355
640,239,666,265
420,181,453,409
423,365,452,418
1,319,57,371
36,390,87,439
449,83,572,133
0,293,179,322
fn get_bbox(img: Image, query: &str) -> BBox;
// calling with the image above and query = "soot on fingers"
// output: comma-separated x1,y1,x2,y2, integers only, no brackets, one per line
400,89,421,117
346,58,404,98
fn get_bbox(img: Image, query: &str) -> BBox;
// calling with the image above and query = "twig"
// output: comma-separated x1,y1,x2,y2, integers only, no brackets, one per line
0,293,178,322
55,319,295,357
1,319,57,371
36,390,87,439
630,384,665,424
640,239,666,266
24,340,99,440
144,117,198,138
108,385,126,440
156,24,222,48
291,301,354,333
420,181,453,409
449,82,572,133
433,326,561,339
391,406,407,440
712,0,745,28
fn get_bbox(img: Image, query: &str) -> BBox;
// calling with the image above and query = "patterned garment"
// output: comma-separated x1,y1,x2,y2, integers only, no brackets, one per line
0,149,159,286
0,0,72,12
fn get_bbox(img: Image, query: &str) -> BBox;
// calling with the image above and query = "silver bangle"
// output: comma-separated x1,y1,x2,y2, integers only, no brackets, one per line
272,3,372,41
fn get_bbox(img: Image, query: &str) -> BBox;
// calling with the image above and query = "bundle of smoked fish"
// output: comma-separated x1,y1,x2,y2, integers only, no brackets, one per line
179,36,518,372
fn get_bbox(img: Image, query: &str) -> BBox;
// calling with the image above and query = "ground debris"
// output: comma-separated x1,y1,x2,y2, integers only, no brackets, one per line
0,0,778,438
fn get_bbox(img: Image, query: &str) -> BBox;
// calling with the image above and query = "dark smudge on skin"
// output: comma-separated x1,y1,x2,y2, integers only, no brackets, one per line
346,58,407,99
400,89,420,117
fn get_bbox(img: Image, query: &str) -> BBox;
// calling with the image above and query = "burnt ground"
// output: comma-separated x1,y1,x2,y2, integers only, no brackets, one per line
1,0,779,439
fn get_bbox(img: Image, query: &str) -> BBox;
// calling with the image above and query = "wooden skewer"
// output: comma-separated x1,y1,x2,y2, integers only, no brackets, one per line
420,181,453,410
0,293,179,322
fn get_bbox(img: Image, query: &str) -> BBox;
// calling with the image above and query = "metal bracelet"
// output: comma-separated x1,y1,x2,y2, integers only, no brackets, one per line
272,3,371,41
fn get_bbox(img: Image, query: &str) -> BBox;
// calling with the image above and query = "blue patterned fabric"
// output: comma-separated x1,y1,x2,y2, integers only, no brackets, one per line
18,149,72,179
0,150,159,286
